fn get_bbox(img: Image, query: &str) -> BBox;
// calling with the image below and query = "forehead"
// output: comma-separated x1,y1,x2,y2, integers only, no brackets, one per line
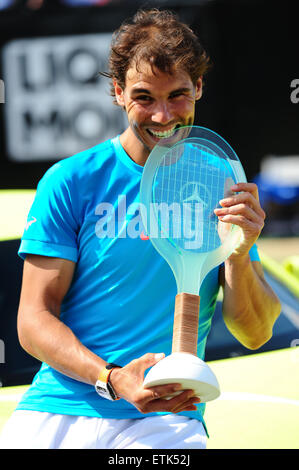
125,61,193,91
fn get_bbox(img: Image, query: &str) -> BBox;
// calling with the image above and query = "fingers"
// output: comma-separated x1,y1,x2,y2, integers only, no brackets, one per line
219,185,265,216
137,388,201,414
143,382,182,399
170,393,201,414
215,204,264,226
214,182,265,232
225,182,260,201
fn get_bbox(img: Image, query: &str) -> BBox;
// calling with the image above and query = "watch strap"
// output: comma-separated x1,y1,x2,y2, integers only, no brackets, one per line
96,363,121,401
97,363,113,380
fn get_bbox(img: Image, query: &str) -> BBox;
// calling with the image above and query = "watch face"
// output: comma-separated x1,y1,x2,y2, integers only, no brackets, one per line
95,380,116,400
96,384,107,394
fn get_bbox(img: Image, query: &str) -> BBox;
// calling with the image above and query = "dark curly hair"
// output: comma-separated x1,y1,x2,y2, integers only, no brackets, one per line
101,8,211,104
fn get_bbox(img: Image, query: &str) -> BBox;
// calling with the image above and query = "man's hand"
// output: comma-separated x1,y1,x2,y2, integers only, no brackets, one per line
109,353,200,414
214,182,266,258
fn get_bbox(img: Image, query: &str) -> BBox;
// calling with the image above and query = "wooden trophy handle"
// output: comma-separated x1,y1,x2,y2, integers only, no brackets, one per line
172,293,200,356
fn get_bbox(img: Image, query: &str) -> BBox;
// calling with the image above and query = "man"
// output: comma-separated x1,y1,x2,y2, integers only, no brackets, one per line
0,9,280,449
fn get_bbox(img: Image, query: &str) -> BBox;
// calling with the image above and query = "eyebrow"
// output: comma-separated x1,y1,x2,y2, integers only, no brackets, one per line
131,87,192,96
131,88,151,95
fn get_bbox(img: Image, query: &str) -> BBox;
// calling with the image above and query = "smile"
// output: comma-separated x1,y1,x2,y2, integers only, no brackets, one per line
147,126,178,139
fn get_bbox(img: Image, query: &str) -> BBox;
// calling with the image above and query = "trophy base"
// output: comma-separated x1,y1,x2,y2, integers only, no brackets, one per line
143,352,220,403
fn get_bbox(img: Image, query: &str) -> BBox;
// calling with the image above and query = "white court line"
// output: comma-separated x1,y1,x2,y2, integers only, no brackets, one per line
219,392,299,407
0,394,24,402
281,302,299,329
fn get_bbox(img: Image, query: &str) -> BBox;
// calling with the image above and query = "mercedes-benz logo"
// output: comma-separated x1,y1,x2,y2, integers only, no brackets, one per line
180,182,211,208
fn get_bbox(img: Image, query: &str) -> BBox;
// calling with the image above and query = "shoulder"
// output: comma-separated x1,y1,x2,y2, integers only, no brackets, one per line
38,138,116,189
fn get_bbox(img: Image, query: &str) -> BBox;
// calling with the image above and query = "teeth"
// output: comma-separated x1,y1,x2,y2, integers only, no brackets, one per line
149,127,176,138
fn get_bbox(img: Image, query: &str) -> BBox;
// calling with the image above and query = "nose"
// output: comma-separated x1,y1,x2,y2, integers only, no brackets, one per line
151,101,173,124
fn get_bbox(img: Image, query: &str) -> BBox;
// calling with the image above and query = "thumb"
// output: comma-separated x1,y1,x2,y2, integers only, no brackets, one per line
138,352,165,372
153,352,165,363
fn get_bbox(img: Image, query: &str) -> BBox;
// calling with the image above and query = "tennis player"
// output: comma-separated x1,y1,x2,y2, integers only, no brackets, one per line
0,9,280,449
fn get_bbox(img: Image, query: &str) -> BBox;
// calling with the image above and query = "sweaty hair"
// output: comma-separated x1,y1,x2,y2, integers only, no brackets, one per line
102,8,211,103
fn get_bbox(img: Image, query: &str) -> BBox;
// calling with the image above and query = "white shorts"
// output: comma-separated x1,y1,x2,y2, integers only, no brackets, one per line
0,410,207,449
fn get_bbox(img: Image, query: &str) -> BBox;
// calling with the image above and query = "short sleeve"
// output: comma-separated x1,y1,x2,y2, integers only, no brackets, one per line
18,162,79,262
249,243,260,262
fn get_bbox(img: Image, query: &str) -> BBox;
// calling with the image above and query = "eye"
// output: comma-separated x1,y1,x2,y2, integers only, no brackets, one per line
135,95,153,103
169,92,185,100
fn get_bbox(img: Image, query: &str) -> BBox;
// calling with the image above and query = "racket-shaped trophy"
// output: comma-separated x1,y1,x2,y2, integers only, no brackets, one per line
140,125,247,403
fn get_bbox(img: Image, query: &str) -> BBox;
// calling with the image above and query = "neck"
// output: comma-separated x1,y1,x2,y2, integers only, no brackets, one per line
119,128,150,167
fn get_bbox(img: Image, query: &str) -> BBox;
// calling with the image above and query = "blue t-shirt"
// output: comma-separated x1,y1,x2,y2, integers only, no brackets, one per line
16,136,260,428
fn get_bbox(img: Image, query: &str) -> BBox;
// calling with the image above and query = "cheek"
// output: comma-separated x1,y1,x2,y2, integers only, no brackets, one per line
127,104,150,124
178,101,196,126
174,99,196,117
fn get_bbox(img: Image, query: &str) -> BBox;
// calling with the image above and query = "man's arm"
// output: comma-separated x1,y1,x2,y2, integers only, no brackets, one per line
215,182,281,349
219,258,281,349
17,254,199,414
17,254,106,385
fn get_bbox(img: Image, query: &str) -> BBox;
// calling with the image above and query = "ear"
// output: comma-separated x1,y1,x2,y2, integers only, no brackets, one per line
114,80,125,107
195,77,203,101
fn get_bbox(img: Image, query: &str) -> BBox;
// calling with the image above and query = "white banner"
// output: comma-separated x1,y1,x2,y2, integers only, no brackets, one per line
2,33,127,162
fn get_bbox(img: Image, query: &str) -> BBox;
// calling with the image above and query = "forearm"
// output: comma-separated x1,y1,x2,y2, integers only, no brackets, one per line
17,308,201,414
222,255,281,349
17,307,106,386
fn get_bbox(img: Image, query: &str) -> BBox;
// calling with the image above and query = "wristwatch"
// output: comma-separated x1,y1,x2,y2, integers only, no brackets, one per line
95,363,121,401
